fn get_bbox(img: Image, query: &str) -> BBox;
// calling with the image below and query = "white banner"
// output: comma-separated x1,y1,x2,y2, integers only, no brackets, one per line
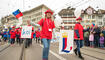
59,30,74,54
21,26,32,38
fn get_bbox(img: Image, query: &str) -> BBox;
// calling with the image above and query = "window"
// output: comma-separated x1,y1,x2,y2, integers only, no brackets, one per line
98,16,102,19
64,26,67,29
81,15,84,19
99,22,102,25
88,15,91,19
63,14,67,17
68,14,72,17
64,20,67,22
68,20,72,22
92,20,95,23
72,20,76,22
92,15,95,19
64,20,72,23
103,18,105,21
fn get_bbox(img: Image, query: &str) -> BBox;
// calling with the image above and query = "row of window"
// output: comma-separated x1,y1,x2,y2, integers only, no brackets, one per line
81,15,103,19
81,20,95,23
64,26,74,30
31,12,42,18
23,12,42,20
63,20,76,22
61,14,75,17
32,17,42,22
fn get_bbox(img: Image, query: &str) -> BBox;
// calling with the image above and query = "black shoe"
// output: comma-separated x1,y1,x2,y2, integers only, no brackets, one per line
25,46,27,48
79,55,84,60
74,48,77,55
78,52,84,60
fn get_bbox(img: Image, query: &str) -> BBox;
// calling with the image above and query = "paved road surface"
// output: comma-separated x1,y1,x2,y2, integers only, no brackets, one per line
0,44,22,60
0,41,105,60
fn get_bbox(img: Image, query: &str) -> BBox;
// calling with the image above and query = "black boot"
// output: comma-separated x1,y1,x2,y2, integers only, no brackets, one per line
74,48,77,55
78,52,84,60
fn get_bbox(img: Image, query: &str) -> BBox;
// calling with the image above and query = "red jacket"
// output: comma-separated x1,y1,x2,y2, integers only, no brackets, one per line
38,18,55,39
74,23,84,40
31,32,34,39
36,31,40,38
16,29,20,35
10,30,16,39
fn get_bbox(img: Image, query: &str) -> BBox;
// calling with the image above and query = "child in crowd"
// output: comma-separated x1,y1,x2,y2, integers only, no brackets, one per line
100,33,104,49
89,31,94,48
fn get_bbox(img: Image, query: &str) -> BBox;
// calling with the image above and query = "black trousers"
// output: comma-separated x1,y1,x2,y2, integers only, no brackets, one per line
25,38,32,48
36,37,40,43
94,35,100,47
11,39,15,44
84,37,89,46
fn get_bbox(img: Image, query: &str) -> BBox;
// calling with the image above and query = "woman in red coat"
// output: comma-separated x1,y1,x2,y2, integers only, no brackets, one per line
10,27,16,45
30,9,55,60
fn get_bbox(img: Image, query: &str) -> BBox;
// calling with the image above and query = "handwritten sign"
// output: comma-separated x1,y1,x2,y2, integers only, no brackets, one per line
21,26,32,38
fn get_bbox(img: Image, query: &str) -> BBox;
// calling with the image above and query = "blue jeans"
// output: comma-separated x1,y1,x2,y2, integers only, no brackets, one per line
75,40,84,53
42,38,51,59
100,43,104,48
90,41,94,46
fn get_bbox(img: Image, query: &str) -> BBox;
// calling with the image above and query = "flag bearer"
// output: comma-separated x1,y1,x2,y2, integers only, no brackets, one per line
30,9,56,60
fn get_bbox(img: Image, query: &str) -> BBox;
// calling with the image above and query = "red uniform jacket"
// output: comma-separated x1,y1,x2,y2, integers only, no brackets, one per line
31,32,34,39
74,23,84,40
35,31,40,38
10,30,16,39
38,18,55,39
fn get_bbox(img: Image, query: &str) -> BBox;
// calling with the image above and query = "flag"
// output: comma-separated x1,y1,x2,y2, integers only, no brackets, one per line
12,9,23,19
91,23,95,27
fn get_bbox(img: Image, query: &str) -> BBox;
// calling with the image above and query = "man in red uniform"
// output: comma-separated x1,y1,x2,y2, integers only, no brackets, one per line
16,27,22,45
35,29,40,43
74,17,84,59
30,9,55,60
10,26,16,46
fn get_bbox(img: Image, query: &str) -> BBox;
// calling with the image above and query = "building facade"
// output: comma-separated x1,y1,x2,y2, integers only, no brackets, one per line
1,4,54,27
81,6,105,27
58,6,105,30
58,8,76,30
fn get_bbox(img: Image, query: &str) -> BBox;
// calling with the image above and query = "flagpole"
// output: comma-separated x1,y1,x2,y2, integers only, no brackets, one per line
23,0,25,10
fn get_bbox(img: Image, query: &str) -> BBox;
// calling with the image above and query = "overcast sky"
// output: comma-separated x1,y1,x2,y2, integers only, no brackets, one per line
0,0,105,19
